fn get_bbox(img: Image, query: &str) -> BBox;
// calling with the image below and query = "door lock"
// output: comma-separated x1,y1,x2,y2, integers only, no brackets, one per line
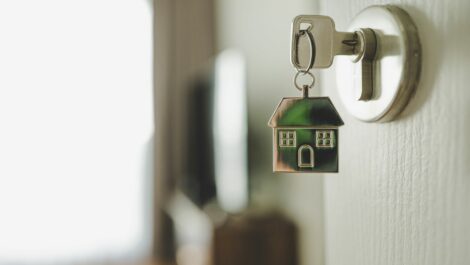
291,5,421,122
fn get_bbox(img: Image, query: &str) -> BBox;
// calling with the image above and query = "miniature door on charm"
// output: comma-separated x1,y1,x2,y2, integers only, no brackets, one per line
268,97,344,172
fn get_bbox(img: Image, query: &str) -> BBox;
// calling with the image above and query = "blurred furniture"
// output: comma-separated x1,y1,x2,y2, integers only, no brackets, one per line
213,212,298,265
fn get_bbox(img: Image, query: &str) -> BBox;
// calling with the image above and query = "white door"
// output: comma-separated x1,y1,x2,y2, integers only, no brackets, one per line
322,1,470,264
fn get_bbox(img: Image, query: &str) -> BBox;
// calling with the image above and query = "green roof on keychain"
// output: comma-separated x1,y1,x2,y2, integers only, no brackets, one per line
268,23,344,173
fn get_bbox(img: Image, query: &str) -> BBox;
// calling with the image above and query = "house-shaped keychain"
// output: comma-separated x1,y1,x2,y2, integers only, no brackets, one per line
268,95,344,173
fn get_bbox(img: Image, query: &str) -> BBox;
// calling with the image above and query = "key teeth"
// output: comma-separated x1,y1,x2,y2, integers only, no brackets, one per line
342,39,359,46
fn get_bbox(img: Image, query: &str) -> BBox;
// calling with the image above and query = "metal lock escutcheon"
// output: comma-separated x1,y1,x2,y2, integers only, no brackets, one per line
292,5,421,122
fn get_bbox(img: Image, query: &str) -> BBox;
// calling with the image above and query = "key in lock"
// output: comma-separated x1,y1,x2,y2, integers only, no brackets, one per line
291,15,377,101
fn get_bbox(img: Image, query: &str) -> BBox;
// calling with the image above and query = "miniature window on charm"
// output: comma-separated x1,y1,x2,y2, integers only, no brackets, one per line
316,130,335,148
279,130,296,147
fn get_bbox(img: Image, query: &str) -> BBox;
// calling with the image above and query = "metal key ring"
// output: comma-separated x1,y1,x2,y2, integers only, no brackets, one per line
292,29,316,73
294,71,316,90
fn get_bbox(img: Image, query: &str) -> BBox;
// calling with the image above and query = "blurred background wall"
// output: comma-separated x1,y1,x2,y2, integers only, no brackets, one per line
214,1,325,265
155,1,326,265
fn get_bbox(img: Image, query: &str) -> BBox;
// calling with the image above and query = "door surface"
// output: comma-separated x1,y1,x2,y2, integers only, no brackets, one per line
321,1,470,265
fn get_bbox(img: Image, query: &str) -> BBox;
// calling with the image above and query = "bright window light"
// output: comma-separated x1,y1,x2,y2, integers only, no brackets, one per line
213,50,248,213
0,0,153,264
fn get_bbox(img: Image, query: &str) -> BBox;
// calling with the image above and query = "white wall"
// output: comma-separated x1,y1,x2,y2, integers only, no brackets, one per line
215,1,325,265
321,1,470,264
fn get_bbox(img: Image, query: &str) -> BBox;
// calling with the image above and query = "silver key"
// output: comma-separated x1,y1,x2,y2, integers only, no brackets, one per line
291,15,377,100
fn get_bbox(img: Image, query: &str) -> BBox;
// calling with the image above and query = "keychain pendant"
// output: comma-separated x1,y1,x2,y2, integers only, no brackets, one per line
268,20,344,173
268,85,344,173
